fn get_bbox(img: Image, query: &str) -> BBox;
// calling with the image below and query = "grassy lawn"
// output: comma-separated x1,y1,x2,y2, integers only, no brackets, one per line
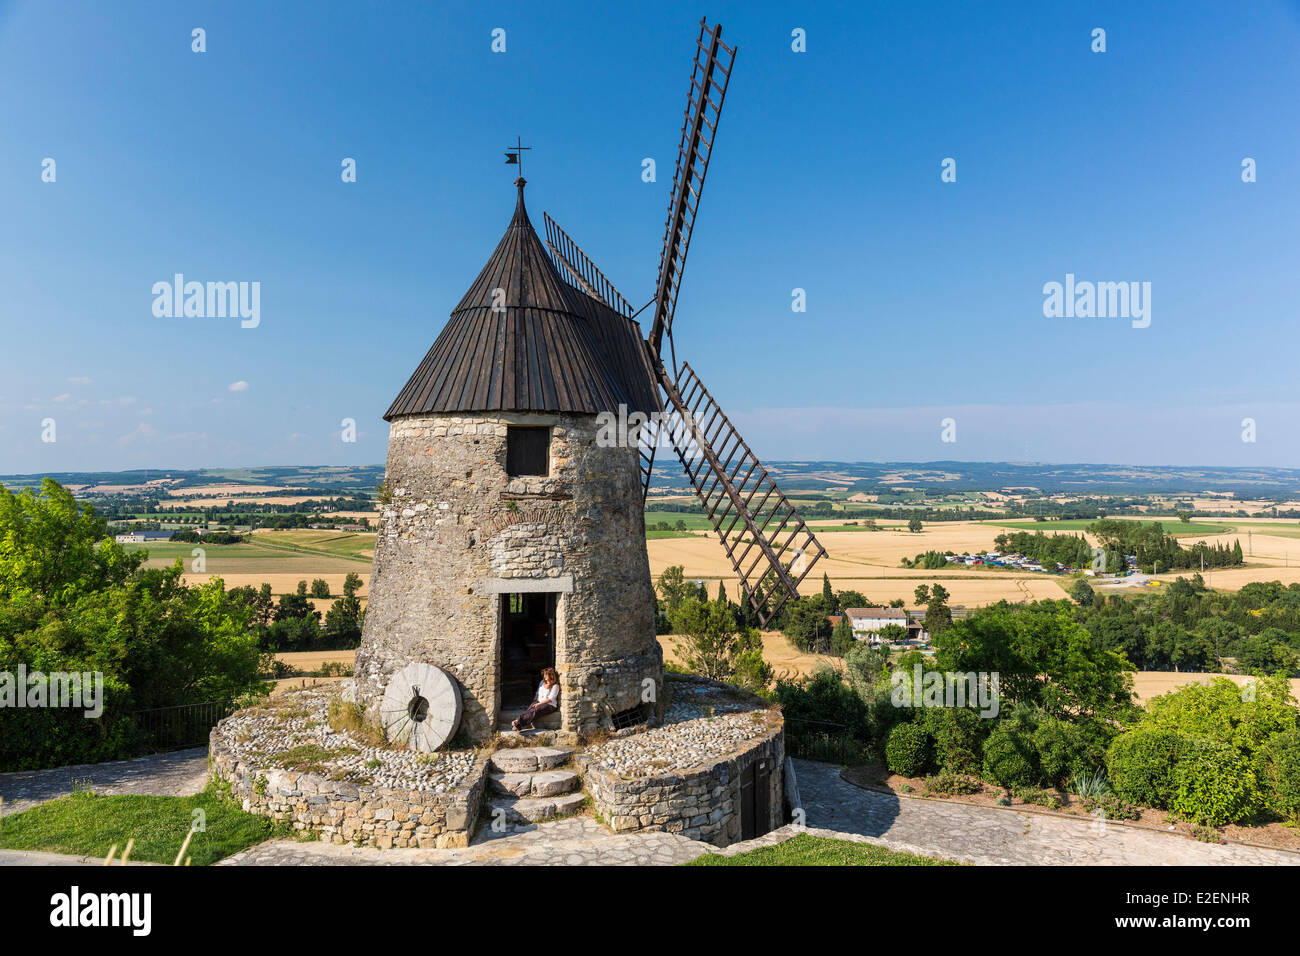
0,784,289,865
686,832,962,866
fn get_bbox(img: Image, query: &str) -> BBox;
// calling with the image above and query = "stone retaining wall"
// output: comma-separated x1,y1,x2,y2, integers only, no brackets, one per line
577,725,786,847
209,722,490,849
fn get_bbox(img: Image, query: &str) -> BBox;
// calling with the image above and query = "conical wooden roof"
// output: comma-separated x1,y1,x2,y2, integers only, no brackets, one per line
386,179,660,420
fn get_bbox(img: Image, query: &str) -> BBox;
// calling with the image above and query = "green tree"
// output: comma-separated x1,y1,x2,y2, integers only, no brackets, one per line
932,601,1136,725
876,623,908,645
656,565,692,618
836,589,869,610
343,572,363,599
1068,578,1095,607
925,583,953,636
310,578,331,599
908,516,923,533
830,616,855,656
0,480,264,770
324,593,363,646
668,597,772,692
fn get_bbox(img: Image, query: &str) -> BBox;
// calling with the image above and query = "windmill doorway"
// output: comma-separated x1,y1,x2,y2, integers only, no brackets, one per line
499,592,558,715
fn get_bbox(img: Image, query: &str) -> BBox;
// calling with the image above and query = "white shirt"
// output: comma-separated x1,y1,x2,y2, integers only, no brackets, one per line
537,681,559,705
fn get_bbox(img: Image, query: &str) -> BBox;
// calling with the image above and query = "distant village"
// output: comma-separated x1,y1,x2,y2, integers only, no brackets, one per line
942,549,1137,576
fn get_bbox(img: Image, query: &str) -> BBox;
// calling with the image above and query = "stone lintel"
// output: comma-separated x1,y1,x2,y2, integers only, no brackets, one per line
476,575,574,594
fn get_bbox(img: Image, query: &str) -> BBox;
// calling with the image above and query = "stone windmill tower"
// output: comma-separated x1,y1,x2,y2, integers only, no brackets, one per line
356,17,826,747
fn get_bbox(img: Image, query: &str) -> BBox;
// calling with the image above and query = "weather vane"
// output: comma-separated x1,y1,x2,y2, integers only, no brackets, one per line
503,136,531,178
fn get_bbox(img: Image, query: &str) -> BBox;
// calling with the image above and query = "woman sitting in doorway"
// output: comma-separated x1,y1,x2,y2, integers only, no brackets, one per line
512,667,560,731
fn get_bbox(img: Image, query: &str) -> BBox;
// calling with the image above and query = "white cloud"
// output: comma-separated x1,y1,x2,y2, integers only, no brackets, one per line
117,422,158,446
52,393,72,403
67,376,92,385
228,381,250,392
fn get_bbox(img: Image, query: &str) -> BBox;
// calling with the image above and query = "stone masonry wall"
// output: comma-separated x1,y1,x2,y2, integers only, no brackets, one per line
209,722,489,849
577,727,786,847
355,411,663,741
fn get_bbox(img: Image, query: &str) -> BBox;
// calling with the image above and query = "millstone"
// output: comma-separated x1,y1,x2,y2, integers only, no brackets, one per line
379,662,462,751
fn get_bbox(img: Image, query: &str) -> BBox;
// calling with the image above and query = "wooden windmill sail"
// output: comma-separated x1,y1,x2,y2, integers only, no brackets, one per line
542,17,827,626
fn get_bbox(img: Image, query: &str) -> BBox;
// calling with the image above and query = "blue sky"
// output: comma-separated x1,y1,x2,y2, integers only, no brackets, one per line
2,0,1299,474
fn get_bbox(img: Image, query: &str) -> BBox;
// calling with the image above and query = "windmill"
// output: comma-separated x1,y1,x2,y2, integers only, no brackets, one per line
541,18,827,626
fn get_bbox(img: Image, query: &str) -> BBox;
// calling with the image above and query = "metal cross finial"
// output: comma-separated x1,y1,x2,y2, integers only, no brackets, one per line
504,136,532,178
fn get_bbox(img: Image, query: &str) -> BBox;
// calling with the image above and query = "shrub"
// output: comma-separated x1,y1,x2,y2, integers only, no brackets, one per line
920,707,987,775
1143,674,1298,759
1107,729,1189,809
925,770,983,796
1253,729,1300,822
1169,740,1263,826
1031,717,1086,788
982,722,1040,788
885,722,932,777
1080,792,1140,821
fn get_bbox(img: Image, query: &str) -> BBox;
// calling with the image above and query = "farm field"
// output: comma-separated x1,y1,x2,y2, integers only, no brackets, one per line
659,629,841,683
125,532,373,596
262,652,1300,710
1130,671,1300,705
127,518,1300,609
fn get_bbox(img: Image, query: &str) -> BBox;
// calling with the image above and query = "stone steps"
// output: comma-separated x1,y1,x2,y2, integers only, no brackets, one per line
487,792,588,825
483,746,587,826
489,768,581,798
488,746,573,774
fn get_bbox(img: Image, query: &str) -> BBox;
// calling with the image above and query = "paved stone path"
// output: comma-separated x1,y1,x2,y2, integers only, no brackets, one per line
0,748,209,816
3,752,1297,866
790,759,1300,866
220,817,710,866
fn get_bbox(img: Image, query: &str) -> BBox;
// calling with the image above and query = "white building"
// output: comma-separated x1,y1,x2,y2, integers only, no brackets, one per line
843,607,909,642
114,533,145,543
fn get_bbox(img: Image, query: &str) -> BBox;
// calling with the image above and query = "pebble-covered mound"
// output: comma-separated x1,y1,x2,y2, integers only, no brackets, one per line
216,688,477,793
583,678,779,778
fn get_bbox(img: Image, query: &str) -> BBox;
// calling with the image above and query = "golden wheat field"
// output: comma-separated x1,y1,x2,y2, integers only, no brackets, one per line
1130,672,1300,705
168,518,1300,609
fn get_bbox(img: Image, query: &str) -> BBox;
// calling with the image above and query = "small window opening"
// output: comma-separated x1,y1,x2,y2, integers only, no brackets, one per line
507,426,550,477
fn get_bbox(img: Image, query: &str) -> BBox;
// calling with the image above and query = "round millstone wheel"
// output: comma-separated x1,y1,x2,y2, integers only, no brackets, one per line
379,663,462,752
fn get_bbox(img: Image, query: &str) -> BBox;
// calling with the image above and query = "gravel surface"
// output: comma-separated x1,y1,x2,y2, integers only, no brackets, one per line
583,679,776,777
216,688,477,792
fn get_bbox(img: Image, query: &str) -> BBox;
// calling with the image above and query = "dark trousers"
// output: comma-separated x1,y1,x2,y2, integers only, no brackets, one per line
516,700,557,726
